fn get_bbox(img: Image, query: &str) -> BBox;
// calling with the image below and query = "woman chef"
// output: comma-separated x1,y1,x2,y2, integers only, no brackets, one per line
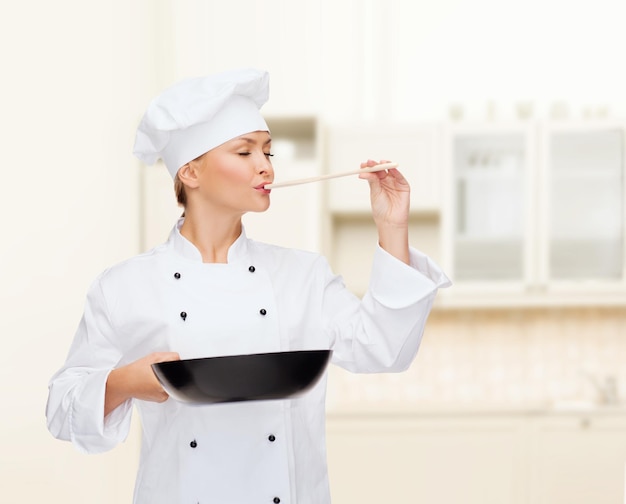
46,68,450,504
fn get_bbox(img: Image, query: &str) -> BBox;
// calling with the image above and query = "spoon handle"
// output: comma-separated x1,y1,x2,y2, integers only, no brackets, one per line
264,162,399,189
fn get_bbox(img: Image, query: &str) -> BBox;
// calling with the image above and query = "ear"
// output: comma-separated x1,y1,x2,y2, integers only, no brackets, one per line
177,161,201,189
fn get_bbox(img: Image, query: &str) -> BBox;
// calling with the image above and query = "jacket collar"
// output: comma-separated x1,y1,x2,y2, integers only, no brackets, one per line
167,218,250,265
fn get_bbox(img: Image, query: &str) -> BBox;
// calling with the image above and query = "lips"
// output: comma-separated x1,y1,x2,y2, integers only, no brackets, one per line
254,183,272,194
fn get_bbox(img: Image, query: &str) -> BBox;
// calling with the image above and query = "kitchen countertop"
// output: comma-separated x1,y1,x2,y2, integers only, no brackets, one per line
326,401,626,418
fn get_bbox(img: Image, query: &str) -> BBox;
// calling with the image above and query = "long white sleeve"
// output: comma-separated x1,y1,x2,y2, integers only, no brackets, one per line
46,276,133,454
324,245,450,373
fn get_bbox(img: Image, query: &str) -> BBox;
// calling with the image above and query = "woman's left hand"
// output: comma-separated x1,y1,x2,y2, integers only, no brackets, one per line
358,159,410,228
359,159,411,264
359,159,411,226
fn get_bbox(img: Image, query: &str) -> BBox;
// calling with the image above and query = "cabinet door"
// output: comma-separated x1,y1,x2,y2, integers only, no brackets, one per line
540,123,625,286
327,415,526,504
529,415,626,504
443,125,535,285
326,123,441,213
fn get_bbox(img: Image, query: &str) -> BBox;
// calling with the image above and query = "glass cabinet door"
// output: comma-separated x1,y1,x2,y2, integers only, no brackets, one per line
452,133,528,281
546,128,624,281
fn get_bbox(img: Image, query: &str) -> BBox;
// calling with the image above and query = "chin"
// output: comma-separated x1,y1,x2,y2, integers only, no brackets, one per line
255,201,271,213
245,205,270,215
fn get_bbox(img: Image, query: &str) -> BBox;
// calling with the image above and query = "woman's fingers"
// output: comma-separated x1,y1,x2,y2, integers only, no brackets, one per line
150,352,181,364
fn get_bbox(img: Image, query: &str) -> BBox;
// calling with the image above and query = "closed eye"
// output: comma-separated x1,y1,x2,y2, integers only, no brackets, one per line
237,151,273,158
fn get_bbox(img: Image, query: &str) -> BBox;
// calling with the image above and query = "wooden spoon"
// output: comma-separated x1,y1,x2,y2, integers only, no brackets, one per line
264,162,399,189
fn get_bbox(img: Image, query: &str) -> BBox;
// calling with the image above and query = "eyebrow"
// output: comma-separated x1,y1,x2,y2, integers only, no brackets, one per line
237,136,272,146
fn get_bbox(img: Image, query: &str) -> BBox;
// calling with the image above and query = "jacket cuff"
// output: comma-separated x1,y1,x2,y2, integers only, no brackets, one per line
369,245,451,308
70,368,133,454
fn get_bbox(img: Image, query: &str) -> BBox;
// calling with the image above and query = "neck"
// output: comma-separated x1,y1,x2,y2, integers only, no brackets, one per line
179,210,242,263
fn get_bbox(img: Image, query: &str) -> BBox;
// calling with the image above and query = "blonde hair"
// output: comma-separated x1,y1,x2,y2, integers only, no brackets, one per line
174,173,187,208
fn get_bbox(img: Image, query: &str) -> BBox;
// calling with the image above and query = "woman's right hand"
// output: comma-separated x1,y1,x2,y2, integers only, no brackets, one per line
104,351,180,417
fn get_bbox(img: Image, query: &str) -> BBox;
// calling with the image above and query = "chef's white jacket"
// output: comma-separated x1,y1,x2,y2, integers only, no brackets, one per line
46,218,450,504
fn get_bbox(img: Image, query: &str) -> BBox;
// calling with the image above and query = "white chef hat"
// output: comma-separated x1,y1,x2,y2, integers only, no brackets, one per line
133,68,270,178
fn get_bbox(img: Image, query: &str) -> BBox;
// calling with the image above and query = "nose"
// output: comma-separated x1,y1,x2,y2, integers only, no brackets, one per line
257,154,274,177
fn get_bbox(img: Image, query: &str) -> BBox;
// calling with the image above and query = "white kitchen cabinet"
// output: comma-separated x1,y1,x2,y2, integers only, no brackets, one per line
442,124,535,285
326,410,626,504
539,122,626,292
528,414,626,504
327,414,526,504
325,123,442,214
441,120,626,307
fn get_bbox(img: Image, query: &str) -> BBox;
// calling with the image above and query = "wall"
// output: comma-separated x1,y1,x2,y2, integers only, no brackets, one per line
328,307,626,411
0,1,161,501
140,0,626,123
1,1,626,503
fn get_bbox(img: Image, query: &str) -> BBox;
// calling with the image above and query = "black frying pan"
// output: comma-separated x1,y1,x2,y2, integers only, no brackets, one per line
152,349,332,404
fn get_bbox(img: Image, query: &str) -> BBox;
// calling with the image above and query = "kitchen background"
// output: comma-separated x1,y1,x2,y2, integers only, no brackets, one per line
1,0,625,502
